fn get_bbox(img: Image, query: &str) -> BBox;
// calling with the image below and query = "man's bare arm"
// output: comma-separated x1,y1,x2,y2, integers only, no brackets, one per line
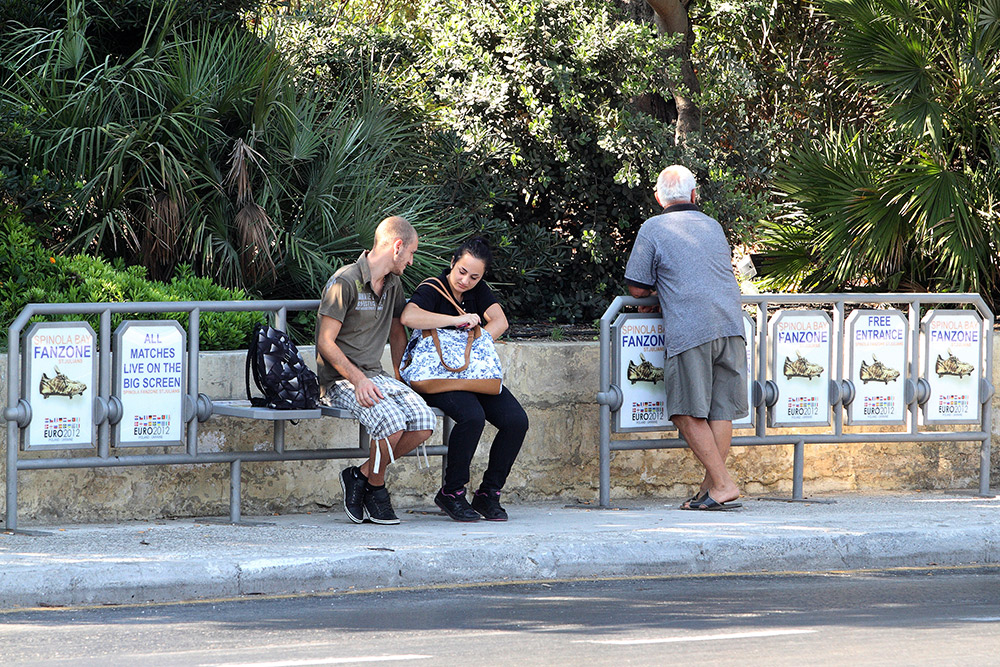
317,314,383,407
389,318,406,380
628,284,652,298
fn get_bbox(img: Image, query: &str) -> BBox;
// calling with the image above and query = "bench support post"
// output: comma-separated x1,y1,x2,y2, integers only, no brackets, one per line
274,421,285,454
230,459,242,523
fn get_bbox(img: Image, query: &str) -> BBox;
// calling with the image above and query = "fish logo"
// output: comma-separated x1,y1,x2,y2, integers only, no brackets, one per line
39,366,87,399
783,352,824,380
627,353,664,385
859,355,900,384
935,349,975,378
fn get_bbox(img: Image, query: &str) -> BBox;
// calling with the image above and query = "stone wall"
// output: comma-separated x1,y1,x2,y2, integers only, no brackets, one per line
3,338,999,523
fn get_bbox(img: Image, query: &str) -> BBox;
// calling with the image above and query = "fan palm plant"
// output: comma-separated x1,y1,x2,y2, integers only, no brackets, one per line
1,0,462,301
760,0,1000,301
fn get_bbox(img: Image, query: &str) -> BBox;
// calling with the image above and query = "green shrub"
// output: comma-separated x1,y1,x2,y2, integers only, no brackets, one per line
270,0,774,323
0,209,263,351
395,0,769,322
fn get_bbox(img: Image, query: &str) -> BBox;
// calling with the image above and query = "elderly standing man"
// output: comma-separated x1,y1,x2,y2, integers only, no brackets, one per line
625,165,748,510
317,216,437,525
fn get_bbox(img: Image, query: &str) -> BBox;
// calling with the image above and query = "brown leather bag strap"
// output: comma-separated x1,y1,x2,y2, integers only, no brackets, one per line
419,277,466,316
429,328,475,372
419,276,494,324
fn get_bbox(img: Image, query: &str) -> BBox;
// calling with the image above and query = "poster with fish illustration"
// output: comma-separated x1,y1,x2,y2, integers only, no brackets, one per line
612,313,673,432
846,310,908,425
22,322,97,450
113,321,187,447
612,312,755,433
769,310,832,427
732,313,756,429
921,310,982,424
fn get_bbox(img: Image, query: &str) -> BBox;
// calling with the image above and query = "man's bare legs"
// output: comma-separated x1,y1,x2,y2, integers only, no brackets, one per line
360,429,433,486
672,414,739,504
691,419,733,493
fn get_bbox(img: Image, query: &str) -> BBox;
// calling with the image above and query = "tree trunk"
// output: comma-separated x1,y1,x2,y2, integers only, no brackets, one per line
645,0,701,142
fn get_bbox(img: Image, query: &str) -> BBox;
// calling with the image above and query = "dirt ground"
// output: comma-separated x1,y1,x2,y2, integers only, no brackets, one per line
506,321,599,341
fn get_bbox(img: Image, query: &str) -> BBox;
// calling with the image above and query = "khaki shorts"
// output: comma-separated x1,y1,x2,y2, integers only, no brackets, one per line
322,375,437,440
664,336,748,421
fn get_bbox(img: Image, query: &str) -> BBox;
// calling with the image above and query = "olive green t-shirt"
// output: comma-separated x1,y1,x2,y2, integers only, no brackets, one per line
316,251,404,387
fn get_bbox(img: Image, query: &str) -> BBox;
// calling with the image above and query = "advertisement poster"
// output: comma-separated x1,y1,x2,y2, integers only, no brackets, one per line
733,313,756,429
22,322,97,450
769,310,832,427
846,310,908,425
613,313,673,432
114,321,187,447
921,310,982,424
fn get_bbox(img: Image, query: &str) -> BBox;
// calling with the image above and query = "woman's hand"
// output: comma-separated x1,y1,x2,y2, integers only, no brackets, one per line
454,313,481,329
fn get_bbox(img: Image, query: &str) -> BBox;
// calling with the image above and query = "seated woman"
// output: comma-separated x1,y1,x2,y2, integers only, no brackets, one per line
400,238,529,522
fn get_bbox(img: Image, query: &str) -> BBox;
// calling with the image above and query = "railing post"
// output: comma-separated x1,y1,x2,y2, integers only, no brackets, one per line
98,309,112,458
833,301,845,437
597,297,620,508
188,308,200,457
756,299,769,437
5,308,32,532
5,409,17,533
979,303,994,496
792,440,805,500
599,403,611,508
908,300,921,435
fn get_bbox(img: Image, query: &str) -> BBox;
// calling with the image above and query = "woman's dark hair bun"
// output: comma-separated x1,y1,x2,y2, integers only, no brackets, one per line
452,236,493,272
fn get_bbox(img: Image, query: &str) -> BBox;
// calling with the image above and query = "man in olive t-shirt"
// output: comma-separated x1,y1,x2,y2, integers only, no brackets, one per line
316,216,436,525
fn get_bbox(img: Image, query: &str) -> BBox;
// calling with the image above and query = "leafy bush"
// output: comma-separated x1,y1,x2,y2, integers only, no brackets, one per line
396,0,680,321
0,209,262,351
371,0,769,321
0,100,83,231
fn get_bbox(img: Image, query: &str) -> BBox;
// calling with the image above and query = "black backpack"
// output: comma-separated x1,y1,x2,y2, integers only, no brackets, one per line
245,324,320,410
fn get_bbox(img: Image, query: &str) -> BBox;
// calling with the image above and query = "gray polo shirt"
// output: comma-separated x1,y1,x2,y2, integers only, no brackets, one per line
625,203,744,357
316,251,404,385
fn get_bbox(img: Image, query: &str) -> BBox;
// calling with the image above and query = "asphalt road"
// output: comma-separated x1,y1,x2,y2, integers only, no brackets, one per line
1,567,998,666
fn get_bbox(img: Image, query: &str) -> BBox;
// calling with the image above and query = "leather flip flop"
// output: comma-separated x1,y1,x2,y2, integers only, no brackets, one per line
679,489,708,509
680,494,742,511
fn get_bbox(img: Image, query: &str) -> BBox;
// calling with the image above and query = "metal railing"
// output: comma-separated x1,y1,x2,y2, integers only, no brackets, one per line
596,293,995,507
3,300,450,531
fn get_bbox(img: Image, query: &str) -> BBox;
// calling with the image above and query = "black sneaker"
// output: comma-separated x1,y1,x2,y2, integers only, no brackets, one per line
434,488,481,522
363,485,400,525
471,489,508,521
340,466,367,524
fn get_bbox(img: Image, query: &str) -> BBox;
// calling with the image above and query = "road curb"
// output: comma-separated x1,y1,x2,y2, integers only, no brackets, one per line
3,522,997,608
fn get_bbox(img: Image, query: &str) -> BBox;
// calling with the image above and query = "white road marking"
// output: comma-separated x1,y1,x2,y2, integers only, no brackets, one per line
579,628,817,645
958,617,1000,622
203,655,432,667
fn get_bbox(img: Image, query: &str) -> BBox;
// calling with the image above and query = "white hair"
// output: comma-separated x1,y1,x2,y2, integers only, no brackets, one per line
655,165,698,204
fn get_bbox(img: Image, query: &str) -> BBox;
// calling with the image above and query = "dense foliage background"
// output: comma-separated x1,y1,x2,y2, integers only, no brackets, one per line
2,0,998,344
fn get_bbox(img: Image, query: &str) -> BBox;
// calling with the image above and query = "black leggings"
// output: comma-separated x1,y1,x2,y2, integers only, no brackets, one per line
422,386,528,493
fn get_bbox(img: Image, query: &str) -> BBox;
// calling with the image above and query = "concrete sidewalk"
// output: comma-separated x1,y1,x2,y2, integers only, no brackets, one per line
1,490,999,609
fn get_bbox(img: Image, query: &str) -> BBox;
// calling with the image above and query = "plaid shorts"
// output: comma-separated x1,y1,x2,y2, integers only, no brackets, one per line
322,374,437,440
